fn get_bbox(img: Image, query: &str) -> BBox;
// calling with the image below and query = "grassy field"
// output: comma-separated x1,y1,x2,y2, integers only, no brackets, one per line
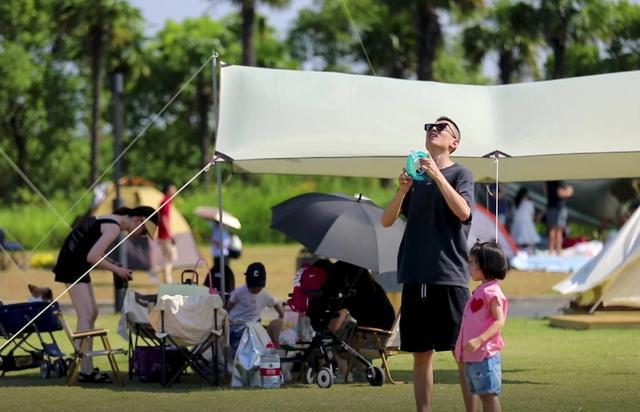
0,244,567,305
1,315,639,411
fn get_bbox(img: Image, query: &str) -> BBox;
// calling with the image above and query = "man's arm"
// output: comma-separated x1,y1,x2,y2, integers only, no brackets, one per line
558,184,574,199
433,174,471,221
381,171,412,227
420,158,471,221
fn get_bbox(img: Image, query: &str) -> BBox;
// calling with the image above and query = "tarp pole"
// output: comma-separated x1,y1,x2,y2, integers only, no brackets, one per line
211,51,226,304
495,157,500,242
216,161,225,304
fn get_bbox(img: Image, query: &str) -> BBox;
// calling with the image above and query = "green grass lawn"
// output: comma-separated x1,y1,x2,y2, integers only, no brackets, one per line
1,314,639,411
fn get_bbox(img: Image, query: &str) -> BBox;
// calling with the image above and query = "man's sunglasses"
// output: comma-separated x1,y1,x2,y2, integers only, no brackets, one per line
424,123,449,133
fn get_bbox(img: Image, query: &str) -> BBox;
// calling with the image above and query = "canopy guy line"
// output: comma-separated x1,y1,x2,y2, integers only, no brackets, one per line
0,158,215,352
340,0,376,76
1,55,214,272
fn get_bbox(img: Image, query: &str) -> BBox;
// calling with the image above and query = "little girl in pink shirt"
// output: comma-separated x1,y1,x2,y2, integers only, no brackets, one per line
455,241,509,412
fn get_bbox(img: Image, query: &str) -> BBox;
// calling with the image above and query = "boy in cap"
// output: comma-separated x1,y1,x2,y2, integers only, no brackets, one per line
227,262,284,357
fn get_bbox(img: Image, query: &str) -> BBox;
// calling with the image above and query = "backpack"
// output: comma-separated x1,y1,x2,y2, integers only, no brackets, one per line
287,266,327,313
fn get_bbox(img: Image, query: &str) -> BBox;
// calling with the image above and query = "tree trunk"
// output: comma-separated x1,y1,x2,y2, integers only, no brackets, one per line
498,50,515,84
9,107,28,190
89,24,104,185
552,39,566,79
414,4,441,81
241,0,256,66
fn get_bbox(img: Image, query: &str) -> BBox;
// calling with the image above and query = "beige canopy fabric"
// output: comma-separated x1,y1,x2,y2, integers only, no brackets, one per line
215,66,640,182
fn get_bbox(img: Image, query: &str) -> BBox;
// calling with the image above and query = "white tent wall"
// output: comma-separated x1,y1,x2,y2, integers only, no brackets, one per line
216,66,640,182
553,206,640,307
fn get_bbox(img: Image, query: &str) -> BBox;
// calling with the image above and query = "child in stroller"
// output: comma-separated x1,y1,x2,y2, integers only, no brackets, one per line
293,260,395,388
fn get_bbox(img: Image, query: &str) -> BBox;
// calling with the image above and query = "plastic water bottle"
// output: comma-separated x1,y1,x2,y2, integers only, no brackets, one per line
260,342,281,389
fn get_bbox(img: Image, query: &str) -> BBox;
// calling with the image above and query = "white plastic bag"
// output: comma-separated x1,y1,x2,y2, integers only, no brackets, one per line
278,309,299,348
231,322,272,387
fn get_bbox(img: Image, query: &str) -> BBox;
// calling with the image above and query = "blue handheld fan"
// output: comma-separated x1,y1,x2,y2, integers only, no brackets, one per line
405,150,429,181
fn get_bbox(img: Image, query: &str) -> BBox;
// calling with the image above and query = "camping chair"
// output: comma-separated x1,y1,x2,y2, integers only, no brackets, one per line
55,310,126,386
350,313,403,384
0,228,27,270
148,273,227,387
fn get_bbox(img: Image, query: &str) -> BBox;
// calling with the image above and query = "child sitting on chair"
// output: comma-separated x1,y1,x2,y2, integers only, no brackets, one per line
227,262,284,357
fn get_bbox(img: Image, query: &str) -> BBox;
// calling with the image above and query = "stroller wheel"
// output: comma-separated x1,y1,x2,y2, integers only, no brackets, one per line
52,359,65,378
303,367,315,385
40,360,51,379
316,367,333,389
65,358,74,375
367,366,385,387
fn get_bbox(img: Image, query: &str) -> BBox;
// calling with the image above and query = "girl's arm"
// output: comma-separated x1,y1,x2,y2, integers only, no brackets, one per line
464,297,505,352
86,223,131,279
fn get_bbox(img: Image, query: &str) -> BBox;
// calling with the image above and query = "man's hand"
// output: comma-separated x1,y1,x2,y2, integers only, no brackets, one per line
464,337,483,352
418,156,442,180
398,169,413,193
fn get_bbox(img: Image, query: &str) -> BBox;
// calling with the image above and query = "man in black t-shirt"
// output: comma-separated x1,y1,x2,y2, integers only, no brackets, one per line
381,116,475,412
545,180,574,255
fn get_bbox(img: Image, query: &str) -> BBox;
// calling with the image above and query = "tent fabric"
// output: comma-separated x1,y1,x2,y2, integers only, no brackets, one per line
469,204,518,258
553,206,640,307
92,183,201,270
216,66,640,182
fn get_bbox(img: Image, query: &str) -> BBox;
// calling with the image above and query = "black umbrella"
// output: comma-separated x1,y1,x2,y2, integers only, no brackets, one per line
270,192,405,276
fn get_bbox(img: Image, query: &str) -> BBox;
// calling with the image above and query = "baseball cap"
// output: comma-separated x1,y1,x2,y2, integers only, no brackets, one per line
245,262,266,288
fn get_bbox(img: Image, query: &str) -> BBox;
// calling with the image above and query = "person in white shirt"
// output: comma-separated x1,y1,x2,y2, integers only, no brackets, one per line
227,262,284,356
510,188,541,250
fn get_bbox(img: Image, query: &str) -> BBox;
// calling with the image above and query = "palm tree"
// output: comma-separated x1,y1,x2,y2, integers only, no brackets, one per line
463,0,540,84
222,0,291,66
53,0,143,184
535,0,609,79
411,0,484,80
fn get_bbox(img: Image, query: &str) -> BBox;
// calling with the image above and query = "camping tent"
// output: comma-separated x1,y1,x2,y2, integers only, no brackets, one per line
215,66,640,182
553,206,640,310
469,204,518,258
92,183,201,270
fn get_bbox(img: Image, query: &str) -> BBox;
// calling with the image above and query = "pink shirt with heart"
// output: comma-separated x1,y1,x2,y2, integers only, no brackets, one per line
455,280,508,363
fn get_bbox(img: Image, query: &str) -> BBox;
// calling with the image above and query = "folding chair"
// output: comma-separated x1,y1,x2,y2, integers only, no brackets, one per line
351,313,404,384
149,283,227,388
55,310,127,386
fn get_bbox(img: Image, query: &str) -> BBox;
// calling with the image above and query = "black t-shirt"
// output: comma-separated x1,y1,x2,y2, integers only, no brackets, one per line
53,217,118,278
546,180,566,209
397,163,475,286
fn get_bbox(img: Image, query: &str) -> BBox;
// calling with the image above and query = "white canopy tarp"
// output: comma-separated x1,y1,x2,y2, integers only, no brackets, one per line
216,66,640,182
553,206,640,307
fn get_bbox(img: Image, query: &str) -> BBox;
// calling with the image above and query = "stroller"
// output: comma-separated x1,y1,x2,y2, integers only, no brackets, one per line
0,301,70,378
285,263,385,389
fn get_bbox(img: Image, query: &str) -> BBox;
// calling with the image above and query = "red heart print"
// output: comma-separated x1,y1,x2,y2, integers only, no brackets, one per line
470,298,484,313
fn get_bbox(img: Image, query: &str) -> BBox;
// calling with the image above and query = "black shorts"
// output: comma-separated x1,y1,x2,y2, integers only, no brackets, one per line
54,271,92,284
400,283,469,353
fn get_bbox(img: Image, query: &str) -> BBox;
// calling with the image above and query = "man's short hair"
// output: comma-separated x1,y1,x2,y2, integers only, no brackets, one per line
437,115,461,153
437,116,461,141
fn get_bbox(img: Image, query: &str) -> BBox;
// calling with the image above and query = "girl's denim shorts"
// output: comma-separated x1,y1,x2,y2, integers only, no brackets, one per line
464,353,502,395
